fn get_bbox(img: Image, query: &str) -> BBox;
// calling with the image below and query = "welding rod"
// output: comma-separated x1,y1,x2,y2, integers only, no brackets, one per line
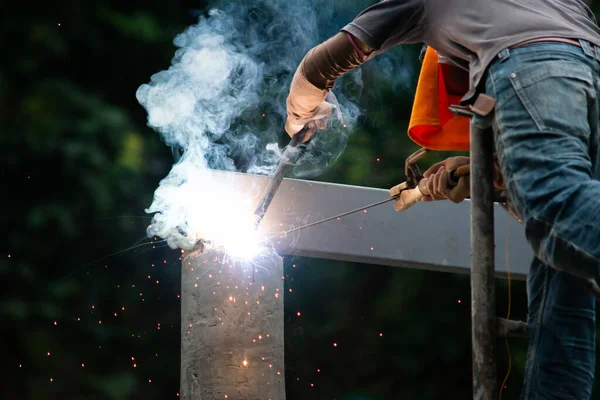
253,126,310,229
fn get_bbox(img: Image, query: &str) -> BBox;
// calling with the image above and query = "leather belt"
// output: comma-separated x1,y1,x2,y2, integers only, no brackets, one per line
509,37,582,50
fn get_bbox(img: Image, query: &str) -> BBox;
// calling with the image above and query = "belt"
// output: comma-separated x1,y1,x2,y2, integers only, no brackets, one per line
509,37,582,50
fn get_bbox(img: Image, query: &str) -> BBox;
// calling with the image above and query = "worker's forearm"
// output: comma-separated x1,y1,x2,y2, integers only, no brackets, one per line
302,32,371,90
286,32,371,127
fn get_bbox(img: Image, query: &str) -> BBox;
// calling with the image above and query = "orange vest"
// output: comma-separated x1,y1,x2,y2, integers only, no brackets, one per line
408,47,470,151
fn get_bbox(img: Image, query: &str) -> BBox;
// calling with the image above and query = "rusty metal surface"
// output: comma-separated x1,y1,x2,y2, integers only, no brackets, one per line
469,125,497,399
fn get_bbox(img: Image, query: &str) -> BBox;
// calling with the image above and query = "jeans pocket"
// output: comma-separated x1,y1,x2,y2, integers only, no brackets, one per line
499,60,593,137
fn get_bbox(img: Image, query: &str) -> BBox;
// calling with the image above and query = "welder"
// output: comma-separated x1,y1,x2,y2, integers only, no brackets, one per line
284,1,600,398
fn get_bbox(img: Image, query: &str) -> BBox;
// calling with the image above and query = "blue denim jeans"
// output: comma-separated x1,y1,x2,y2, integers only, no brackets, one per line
485,41,600,399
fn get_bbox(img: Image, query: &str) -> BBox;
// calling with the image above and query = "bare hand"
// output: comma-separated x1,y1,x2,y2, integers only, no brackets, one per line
422,156,470,203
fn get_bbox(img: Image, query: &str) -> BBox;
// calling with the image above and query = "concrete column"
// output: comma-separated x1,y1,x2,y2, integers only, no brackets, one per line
181,249,285,400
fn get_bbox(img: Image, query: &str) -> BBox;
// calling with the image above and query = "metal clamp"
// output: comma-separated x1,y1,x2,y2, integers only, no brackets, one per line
404,147,430,189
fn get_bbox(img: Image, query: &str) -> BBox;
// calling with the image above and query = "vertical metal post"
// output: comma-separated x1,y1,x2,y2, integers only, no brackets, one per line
181,250,286,400
470,122,497,400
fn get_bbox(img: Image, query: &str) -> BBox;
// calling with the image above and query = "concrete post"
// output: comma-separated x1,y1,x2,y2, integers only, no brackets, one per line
181,249,285,399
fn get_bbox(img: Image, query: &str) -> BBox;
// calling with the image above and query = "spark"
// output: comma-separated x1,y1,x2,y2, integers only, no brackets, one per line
150,174,266,259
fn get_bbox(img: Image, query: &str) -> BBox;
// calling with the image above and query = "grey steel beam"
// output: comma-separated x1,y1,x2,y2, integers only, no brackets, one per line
214,170,532,280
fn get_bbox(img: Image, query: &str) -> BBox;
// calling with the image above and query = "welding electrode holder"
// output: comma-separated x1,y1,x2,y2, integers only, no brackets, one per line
253,124,313,229
389,147,470,212
191,126,312,251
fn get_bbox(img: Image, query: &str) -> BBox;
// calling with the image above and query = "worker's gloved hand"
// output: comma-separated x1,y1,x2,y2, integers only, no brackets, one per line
285,66,333,142
421,156,470,204
285,102,333,142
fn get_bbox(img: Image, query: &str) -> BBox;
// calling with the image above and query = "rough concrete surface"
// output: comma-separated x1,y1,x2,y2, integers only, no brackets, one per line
181,249,285,400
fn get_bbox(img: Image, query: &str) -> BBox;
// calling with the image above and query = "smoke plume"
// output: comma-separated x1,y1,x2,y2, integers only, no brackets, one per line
136,0,373,252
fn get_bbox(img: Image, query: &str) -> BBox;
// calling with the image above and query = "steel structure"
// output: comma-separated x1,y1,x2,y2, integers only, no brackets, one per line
210,170,531,280
469,123,497,399
182,169,532,400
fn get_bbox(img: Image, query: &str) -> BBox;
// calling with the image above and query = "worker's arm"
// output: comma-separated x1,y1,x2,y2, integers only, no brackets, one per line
285,0,426,137
285,32,373,137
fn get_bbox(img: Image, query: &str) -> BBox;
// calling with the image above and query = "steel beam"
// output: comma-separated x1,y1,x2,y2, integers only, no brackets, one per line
211,170,532,280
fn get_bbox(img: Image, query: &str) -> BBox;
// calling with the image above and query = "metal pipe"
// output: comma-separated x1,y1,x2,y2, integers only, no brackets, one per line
496,318,528,339
470,123,497,399
253,126,309,228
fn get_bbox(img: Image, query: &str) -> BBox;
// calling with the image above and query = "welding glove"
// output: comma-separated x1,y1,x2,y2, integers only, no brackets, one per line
285,67,333,142
421,156,471,204
285,32,372,142
422,155,506,204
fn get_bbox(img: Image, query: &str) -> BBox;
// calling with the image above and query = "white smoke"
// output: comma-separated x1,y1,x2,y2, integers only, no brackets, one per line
136,1,367,252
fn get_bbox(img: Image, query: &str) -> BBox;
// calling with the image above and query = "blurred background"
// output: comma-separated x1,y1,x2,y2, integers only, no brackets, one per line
2,1,598,399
